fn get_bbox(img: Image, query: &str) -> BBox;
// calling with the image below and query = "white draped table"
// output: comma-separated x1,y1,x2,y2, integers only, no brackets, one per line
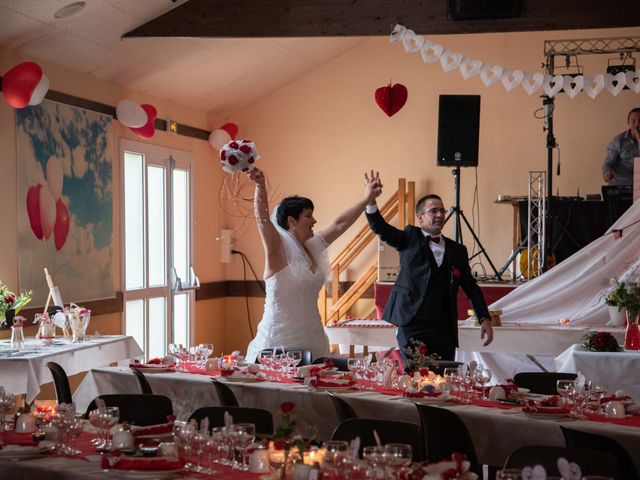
555,344,640,399
75,367,640,470
0,336,142,403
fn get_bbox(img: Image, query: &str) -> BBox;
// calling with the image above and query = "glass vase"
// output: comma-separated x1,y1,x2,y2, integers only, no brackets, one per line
624,309,640,351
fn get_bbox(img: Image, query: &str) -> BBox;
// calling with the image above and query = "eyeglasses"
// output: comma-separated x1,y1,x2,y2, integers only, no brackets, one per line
420,208,446,216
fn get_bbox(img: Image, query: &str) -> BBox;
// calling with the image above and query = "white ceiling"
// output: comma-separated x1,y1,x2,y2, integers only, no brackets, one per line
0,0,364,117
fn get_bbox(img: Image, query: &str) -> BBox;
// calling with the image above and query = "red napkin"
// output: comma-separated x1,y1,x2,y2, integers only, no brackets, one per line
132,422,174,438
0,432,38,447
100,455,184,471
310,377,356,388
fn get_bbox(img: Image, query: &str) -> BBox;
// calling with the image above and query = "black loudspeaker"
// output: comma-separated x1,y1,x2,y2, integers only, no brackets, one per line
436,95,481,167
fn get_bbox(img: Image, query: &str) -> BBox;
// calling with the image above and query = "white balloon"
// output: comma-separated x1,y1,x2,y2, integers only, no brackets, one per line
46,156,64,200
116,100,148,128
209,129,232,150
28,74,49,106
39,185,56,240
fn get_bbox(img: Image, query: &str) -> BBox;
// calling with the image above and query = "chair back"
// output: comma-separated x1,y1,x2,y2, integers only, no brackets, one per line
327,392,357,422
505,445,621,479
131,368,153,394
312,356,349,371
260,348,312,366
331,418,424,461
189,406,274,435
211,378,240,406
561,427,639,480
84,394,173,426
415,403,480,474
513,372,577,395
46,362,73,405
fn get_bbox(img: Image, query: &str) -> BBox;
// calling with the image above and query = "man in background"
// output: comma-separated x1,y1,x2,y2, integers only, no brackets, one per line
602,107,640,186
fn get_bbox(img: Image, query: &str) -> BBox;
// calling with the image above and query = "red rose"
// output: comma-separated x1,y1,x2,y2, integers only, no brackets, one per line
281,402,295,414
418,345,428,355
452,268,461,280
4,294,15,305
273,439,286,450
419,367,430,377
442,469,460,480
229,141,239,149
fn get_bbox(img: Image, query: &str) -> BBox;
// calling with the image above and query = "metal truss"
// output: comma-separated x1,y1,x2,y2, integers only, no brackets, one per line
544,36,640,57
527,172,546,279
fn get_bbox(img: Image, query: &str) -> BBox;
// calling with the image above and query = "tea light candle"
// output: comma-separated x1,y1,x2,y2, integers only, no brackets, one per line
304,447,325,466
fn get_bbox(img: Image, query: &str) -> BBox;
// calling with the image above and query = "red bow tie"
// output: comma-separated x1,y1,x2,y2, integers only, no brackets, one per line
427,236,441,244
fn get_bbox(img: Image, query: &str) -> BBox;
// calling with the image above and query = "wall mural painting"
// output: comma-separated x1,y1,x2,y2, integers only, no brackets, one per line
16,99,114,305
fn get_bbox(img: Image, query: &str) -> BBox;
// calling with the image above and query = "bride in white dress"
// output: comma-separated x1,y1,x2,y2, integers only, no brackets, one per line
245,168,382,363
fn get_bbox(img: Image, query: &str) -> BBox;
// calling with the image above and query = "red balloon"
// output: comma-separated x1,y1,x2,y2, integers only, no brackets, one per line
129,104,157,139
54,198,70,251
26,183,43,240
220,122,238,139
2,62,43,108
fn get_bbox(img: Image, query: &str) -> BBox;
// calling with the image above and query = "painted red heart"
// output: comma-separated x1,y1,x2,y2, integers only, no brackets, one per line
375,83,408,117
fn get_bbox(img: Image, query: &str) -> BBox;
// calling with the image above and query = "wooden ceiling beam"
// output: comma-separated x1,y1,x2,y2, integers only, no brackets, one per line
123,0,640,39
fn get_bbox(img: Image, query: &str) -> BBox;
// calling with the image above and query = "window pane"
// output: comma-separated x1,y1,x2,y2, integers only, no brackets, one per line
173,169,189,283
125,299,145,355
173,293,188,347
124,152,144,290
147,165,166,287
148,297,166,358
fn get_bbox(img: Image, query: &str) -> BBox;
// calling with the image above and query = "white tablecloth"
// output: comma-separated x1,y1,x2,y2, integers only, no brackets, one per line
555,344,640,400
0,336,142,403
75,367,640,470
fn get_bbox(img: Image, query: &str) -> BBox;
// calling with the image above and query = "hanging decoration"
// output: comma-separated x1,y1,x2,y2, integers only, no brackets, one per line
1,61,50,108
209,128,231,150
129,104,157,139
390,24,639,99
375,83,408,117
219,122,238,139
115,100,148,128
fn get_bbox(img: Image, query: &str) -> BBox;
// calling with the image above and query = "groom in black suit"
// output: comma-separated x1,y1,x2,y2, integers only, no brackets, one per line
365,174,493,362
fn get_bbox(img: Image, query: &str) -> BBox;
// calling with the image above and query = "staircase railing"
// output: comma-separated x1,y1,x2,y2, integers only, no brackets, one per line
319,178,415,325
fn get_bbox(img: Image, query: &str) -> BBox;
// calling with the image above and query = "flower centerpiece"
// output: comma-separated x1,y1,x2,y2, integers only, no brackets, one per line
581,331,623,352
0,280,32,329
402,339,440,374
602,257,640,350
266,402,316,474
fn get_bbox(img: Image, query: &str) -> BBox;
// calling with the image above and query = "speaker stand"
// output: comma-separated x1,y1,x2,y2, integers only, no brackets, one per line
444,166,501,280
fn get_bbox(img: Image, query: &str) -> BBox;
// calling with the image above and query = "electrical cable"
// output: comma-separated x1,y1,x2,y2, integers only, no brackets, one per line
231,249,266,339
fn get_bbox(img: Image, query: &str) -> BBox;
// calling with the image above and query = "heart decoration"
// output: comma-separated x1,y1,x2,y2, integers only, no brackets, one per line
420,41,443,64
522,465,547,480
439,49,463,73
459,57,483,80
562,75,584,99
389,24,406,44
402,30,424,53
480,64,503,87
605,72,626,96
501,69,524,92
543,74,564,97
557,457,581,480
521,72,544,95
625,70,640,93
583,74,605,99
375,83,408,117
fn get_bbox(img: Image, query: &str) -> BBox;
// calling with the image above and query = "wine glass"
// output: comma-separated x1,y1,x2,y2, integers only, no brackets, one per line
198,343,214,368
347,358,361,387
230,423,255,470
286,350,302,377
384,443,413,478
362,445,385,477
168,343,184,369
589,382,609,414
476,367,492,400
0,391,15,431
557,379,576,407
324,440,349,477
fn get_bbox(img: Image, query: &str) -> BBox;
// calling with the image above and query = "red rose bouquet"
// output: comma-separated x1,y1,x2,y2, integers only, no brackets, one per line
581,331,622,352
0,280,32,329
402,339,440,373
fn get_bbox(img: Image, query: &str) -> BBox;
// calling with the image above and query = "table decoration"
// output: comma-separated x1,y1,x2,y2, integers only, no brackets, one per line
409,453,478,479
402,339,440,373
581,331,623,352
602,259,640,350
0,281,32,329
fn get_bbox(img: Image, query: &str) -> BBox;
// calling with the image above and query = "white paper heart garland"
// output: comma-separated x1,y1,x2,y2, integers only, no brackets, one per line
391,24,640,99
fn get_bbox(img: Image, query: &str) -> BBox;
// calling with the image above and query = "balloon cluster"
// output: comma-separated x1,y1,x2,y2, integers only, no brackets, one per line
209,123,238,150
26,157,70,250
219,140,259,173
116,100,157,138
1,62,50,108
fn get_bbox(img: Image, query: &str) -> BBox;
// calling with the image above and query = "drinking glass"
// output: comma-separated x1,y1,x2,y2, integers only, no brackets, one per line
0,391,15,431
324,440,349,476
384,443,412,479
589,382,609,414
168,343,184,369
65,415,84,454
556,379,576,406
476,367,492,400
347,358,361,387
286,350,302,377
258,351,273,377
199,343,214,368
571,384,589,418
362,445,385,478
442,368,459,397
97,406,119,451
230,423,255,470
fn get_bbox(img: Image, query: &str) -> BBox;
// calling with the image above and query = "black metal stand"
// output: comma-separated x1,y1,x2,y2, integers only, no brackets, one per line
543,95,558,272
444,166,501,279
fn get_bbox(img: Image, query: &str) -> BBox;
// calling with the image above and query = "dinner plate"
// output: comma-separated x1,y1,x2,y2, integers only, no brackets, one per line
310,385,355,392
406,395,452,405
523,411,571,419
222,376,264,383
131,366,174,374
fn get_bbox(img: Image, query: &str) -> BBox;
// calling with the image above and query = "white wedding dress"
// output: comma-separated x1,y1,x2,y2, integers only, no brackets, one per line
245,235,331,363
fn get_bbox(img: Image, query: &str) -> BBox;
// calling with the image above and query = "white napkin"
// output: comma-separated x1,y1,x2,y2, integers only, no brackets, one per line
224,411,233,427
575,372,586,392
349,437,360,459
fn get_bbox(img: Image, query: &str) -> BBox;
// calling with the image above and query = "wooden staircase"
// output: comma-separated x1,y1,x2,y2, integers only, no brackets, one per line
319,178,415,325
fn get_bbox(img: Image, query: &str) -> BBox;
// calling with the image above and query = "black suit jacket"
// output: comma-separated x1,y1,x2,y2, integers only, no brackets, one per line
366,209,490,347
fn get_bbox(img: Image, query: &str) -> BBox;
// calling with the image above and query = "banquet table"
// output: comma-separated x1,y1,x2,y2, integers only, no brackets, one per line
0,336,142,403
555,344,640,399
75,367,640,471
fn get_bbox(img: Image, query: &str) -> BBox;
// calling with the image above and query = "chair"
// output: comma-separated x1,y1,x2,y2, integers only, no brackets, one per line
260,348,312,366
46,362,73,405
512,372,577,395
189,406,274,435
312,356,349,371
331,418,424,461
505,445,620,479
211,378,239,407
84,394,173,426
415,403,480,474
327,392,357,422
561,427,639,480
130,368,153,394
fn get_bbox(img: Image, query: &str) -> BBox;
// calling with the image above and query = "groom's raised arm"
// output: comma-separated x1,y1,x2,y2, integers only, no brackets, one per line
365,176,409,251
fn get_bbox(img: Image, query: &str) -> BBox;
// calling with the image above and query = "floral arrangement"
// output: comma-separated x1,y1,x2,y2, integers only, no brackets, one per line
268,402,313,455
0,280,32,329
581,331,623,352
603,258,640,314
402,339,440,373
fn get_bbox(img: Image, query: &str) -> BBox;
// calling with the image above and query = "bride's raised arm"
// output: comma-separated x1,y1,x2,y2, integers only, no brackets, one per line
248,168,286,278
